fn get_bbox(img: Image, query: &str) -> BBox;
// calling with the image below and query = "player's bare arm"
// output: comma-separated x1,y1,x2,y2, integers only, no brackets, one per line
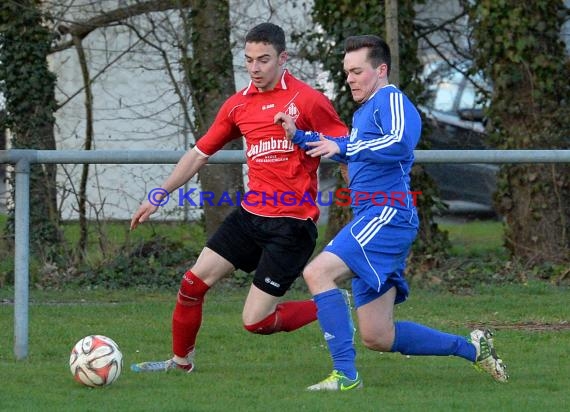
130,148,209,230
273,112,297,139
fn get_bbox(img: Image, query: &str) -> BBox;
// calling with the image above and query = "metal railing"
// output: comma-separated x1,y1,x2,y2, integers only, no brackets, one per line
1,148,570,360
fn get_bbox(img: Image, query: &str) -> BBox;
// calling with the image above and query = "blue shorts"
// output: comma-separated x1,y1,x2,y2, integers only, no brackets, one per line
324,206,418,308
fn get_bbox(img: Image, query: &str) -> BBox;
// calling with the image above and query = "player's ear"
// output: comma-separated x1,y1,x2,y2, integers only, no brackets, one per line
279,51,288,67
377,63,388,78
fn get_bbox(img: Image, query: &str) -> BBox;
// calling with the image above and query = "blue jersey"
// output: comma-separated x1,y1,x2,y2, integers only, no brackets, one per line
294,84,422,303
293,84,422,224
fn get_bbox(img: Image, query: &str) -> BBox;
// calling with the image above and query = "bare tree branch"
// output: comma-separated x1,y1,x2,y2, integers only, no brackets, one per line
55,28,146,111
51,0,192,53
121,19,195,138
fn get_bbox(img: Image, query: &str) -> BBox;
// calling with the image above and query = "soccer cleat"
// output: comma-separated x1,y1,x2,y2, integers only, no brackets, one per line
469,329,508,382
130,358,194,373
307,370,363,391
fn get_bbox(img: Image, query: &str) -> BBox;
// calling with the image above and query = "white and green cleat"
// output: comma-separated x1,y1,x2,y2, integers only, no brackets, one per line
307,370,363,391
131,356,194,373
470,329,508,382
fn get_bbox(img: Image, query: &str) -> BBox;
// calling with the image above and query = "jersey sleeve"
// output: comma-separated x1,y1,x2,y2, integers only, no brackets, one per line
195,97,243,156
291,88,349,163
346,90,421,163
292,130,349,163
297,90,348,137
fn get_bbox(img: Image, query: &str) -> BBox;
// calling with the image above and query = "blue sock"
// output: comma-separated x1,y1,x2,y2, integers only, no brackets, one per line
313,289,358,380
391,321,476,362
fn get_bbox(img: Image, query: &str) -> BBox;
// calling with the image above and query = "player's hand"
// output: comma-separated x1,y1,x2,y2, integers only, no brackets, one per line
306,134,341,158
130,201,158,230
274,112,297,139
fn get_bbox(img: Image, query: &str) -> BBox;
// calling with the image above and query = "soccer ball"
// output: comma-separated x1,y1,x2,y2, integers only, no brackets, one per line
69,335,123,387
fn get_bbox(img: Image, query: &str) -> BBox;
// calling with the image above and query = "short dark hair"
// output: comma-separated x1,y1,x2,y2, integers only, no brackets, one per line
344,35,391,75
245,23,286,54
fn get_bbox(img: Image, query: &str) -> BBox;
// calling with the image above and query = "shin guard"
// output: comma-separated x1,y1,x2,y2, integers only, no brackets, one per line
172,271,209,358
244,300,317,334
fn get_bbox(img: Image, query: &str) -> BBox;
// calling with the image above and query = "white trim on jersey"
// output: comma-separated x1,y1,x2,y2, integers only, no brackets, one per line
346,92,405,156
193,146,210,158
279,70,288,89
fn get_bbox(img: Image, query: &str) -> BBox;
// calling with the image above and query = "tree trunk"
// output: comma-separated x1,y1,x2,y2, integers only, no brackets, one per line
73,35,94,262
492,64,570,263
187,0,243,237
385,0,400,87
471,0,570,264
0,1,62,259
498,164,569,263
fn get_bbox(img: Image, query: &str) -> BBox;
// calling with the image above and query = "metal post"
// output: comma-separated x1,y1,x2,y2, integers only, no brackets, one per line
13,159,30,360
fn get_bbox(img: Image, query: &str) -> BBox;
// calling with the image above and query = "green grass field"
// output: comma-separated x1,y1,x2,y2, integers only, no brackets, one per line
1,217,569,410
439,218,506,258
1,283,569,411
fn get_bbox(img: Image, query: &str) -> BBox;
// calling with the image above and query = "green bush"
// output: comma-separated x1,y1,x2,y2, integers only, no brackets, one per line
77,235,200,289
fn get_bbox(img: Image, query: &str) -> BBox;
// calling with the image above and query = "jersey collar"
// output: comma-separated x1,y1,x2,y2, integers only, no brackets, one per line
242,69,289,95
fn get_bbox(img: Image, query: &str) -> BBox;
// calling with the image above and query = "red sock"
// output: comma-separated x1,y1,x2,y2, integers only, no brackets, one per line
172,271,209,358
244,300,317,334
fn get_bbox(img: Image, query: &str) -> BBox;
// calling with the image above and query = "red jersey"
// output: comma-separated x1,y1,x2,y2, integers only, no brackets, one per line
195,70,348,221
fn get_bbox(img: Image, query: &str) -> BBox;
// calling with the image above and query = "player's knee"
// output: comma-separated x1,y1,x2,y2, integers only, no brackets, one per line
361,335,391,351
302,268,334,295
360,328,394,352
177,271,209,306
302,267,320,287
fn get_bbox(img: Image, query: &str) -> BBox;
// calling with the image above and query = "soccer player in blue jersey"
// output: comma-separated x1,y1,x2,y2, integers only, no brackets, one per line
275,34,508,391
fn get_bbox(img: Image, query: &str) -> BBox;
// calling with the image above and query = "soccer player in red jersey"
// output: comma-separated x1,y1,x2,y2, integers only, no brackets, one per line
130,22,348,373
